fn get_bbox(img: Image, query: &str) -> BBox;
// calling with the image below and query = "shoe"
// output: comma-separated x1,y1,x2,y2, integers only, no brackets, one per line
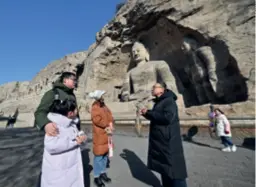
94,177,105,187
100,173,112,183
221,147,231,152
231,145,237,152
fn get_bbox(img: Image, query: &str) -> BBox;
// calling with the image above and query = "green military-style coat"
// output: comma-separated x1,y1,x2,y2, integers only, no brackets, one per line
34,81,80,130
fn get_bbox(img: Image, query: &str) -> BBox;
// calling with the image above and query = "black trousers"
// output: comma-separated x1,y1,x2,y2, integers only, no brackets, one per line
161,174,187,187
36,172,41,187
106,156,110,168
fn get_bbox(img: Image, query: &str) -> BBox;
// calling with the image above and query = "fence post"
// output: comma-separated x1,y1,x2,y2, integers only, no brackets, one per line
135,107,142,137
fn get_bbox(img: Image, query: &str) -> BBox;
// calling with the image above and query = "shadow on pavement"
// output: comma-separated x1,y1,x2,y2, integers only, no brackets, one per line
183,136,220,150
0,128,43,187
182,126,221,150
238,137,255,151
120,149,162,187
0,128,93,187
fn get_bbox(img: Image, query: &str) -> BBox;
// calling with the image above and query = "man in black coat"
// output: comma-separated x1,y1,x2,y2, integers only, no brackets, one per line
140,82,188,187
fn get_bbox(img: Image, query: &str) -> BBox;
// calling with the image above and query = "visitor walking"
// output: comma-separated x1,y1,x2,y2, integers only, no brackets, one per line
140,82,188,187
208,105,216,127
5,115,15,129
208,105,218,139
89,90,114,187
41,99,86,187
214,108,237,152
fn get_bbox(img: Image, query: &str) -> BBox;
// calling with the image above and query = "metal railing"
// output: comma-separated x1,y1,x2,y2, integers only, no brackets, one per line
81,116,255,137
81,116,256,126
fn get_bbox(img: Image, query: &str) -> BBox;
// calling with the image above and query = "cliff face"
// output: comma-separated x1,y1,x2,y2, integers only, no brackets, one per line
0,0,255,126
0,51,87,121
81,0,255,115
0,81,29,103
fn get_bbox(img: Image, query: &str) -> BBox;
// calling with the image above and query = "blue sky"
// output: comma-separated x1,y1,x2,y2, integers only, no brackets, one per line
0,0,122,85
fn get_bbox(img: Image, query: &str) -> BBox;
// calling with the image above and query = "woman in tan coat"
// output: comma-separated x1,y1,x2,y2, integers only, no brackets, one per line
89,90,114,187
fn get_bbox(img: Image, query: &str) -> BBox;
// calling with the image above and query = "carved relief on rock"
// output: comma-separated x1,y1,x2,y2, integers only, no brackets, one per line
45,78,49,86
34,85,38,93
181,35,248,104
28,88,33,95
182,36,214,104
120,41,178,102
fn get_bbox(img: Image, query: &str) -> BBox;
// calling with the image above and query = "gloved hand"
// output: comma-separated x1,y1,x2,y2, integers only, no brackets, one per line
105,127,112,135
224,130,230,134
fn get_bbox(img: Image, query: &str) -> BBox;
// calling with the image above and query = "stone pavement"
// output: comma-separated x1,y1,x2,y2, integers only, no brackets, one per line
103,136,255,187
0,128,254,187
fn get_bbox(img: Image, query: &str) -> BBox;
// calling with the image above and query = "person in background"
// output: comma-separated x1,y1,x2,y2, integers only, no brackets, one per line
41,99,86,187
208,105,218,138
5,115,15,129
140,82,188,187
208,105,216,127
214,108,237,152
89,90,114,187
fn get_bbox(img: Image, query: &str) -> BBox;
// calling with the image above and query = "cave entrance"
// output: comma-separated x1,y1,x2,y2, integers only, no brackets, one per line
135,17,248,107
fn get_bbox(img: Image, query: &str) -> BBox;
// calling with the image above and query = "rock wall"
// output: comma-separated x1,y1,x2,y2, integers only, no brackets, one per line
81,0,255,116
0,51,87,117
0,81,29,103
0,0,255,126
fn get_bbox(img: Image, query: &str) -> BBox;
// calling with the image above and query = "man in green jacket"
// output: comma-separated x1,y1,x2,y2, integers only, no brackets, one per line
34,72,80,135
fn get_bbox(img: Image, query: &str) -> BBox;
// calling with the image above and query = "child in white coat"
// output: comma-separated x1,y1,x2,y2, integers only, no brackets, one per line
214,108,237,152
41,99,87,187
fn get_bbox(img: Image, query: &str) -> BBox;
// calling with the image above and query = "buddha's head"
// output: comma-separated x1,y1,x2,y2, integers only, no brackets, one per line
132,41,150,64
182,36,199,53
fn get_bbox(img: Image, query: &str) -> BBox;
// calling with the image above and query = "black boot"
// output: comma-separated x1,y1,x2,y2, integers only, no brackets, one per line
100,173,112,183
94,177,105,187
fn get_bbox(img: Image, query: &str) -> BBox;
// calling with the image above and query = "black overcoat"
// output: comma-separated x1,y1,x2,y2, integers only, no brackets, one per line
143,90,187,179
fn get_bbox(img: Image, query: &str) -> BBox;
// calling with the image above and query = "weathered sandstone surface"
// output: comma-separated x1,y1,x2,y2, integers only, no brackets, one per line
0,51,87,127
0,0,255,127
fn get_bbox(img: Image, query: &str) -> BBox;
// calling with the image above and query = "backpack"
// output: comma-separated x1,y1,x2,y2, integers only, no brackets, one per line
49,88,61,112
53,87,60,101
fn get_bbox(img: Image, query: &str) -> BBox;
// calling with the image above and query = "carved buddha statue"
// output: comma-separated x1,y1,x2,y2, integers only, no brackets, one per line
120,41,178,102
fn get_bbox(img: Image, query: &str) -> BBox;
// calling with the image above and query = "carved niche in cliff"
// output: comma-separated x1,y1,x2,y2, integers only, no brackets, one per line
119,17,247,107
180,35,248,106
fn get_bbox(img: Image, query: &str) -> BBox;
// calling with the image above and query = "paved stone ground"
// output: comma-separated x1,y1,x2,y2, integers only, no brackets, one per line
0,128,254,187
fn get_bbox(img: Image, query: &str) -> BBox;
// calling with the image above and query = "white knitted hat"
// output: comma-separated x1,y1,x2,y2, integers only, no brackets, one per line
88,90,106,100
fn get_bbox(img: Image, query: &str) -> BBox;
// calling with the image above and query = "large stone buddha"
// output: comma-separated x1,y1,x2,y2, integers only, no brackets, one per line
120,41,178,102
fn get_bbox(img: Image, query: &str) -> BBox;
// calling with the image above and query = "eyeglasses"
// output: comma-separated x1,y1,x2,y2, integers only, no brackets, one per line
152,85,163,89
69,78,77,82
